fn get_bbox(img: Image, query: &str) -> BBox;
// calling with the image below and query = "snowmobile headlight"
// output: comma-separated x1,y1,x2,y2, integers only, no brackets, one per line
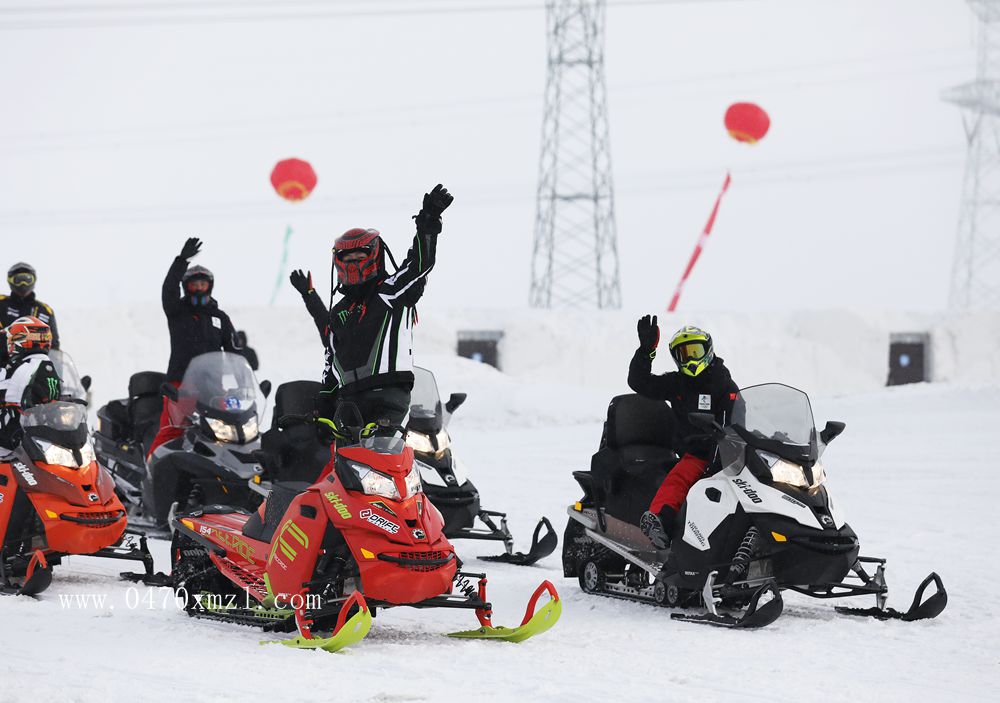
242,417,259,442
403,463,422,499
349,461,401,500
78,441,96,465
768,458,826,490
35,439,78,468
405,431,435,454
206,417,238,443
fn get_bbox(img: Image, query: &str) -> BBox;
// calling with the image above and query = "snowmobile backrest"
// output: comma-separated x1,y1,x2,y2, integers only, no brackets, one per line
272,380,323,430
128,371,166,399
605,394,674,450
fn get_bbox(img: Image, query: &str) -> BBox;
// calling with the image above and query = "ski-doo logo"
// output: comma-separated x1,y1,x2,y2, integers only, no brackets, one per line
359,508,400,534
324,491,352,520
88,493,99,502
13,461,37,486
687,521,706,546
444,474,457,485
820,515,835,527
412,529,426,540
733,478,763,504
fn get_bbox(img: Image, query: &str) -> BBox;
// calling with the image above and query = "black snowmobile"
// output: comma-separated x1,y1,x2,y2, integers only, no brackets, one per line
95,352,270,535
563,384,947,628
406,367,556,566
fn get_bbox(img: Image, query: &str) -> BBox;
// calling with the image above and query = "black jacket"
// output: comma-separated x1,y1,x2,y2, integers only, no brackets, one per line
627,349,739,459
0,293,60,367
299,228,437,399
162,256,238,382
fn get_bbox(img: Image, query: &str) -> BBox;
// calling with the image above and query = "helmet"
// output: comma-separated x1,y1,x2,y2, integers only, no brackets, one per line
182,265,214,306
334,228,383,286
6,316,52,358
668,325,714,377
7,262,36,297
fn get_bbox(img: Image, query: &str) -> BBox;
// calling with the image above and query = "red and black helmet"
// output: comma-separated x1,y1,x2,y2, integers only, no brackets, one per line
334,228,383,287
6,315,52,358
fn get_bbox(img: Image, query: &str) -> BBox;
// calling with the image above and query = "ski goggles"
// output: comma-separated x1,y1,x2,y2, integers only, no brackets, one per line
335,246,376,262
671,341,709,364
7,272,35,288
185,278,211,293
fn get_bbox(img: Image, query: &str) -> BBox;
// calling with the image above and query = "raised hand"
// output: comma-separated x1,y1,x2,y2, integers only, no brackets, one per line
289,269,313,295
180,237,202,260
637,314,659,352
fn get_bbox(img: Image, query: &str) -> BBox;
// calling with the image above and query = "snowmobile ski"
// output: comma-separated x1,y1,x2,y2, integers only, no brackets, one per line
448,580,562,642
670,574,783,629
835,572,947,622
479,517,558,566
262,592,373,653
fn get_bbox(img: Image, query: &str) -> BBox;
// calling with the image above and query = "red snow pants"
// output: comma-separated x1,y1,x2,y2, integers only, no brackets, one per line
649,453,709,515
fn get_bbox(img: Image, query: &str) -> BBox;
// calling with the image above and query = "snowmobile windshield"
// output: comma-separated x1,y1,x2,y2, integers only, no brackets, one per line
409,367,443,429
359,434,407,455
21,401,88,432
733,384,815,446
178,352,260,419
47,349,87,402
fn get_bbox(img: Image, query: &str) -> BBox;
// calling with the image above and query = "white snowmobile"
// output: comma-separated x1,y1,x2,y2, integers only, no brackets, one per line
563,383,947,628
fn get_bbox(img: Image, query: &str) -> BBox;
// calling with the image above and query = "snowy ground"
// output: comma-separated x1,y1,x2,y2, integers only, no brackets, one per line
2,373,997,702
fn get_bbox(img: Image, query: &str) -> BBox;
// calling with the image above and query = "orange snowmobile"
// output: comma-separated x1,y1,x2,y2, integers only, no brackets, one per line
0,401,156,595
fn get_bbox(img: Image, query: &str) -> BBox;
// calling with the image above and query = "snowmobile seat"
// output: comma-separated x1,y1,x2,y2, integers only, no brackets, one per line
241,480,311,543
589,394,679,525
99,400,131,441
271,380,323,430
127,371,167,449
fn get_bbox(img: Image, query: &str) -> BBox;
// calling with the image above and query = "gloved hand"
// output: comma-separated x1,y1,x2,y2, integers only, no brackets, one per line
180,237,202,260
637,314,659,353
289,269,313,296
413,184,454,235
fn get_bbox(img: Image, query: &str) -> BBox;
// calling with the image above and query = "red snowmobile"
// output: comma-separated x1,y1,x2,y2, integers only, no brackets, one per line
1,401,156,595
169,406,562,652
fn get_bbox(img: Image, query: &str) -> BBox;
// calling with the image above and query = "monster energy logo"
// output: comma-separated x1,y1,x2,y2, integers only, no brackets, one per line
337,310,349,324
47,377,59,398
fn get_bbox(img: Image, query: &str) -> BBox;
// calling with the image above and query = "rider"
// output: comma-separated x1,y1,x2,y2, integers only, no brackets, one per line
629,317,739,548
1,263,60,368
0,316,61,451
148,237,240,457
289,184,453,433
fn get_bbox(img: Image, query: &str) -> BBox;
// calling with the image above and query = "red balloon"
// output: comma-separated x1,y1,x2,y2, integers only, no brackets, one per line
724,102,770,144
270,158,317,202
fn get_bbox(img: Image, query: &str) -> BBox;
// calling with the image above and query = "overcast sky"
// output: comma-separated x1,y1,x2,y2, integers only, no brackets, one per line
0,0,977,315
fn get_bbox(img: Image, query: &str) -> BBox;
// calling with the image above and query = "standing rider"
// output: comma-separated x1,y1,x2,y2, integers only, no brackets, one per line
148,238,240,457
0,316,61,451
1,263,60,368
629,316,739,548
289,184,453,432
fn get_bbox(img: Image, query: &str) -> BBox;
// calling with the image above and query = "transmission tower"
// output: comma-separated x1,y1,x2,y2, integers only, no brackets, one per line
943,0,1000,309
530,0,621,309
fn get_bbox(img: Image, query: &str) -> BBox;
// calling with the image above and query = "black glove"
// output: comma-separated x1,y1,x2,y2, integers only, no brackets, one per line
413,184,453,235
289,269,313,296
637,314,659,353
180,237,202,260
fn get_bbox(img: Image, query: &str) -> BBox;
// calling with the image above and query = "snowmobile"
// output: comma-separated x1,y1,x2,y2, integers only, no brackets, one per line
0,401,156,595
563,384,947,628
96,352,270,536
169,402,562,652
406,366,557,565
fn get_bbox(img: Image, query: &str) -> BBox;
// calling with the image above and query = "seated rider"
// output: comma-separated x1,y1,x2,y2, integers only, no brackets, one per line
288,184,454,435
628,317,739,548
0,316,61,451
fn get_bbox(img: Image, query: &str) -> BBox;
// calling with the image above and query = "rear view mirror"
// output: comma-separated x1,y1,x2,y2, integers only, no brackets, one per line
160,382,179,402
445,392,467,414
259,380,272,399
820,420,846,445
688,412,726,438
80,375,92,392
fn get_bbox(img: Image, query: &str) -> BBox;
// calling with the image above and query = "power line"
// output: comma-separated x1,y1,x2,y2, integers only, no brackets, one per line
0,0,756,31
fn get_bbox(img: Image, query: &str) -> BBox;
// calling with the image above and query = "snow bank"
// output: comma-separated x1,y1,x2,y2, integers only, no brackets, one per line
57,305,1000,428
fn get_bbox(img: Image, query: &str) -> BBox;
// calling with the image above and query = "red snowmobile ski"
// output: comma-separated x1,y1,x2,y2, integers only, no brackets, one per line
169,409,561,651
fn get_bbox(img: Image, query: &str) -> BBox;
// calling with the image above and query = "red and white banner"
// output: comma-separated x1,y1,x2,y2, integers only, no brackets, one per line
667,172,732,313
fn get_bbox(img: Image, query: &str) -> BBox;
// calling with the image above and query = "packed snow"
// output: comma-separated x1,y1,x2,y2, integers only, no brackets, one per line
1,307,998,702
